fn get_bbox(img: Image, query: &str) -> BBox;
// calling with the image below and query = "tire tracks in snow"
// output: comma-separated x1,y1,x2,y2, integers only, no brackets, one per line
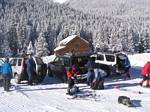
0,85,65,112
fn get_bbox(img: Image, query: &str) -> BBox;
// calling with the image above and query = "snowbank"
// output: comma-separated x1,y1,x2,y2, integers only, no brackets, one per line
128,53,150,67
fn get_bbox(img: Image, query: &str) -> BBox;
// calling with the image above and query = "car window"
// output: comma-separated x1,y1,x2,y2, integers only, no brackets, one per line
97,54,104,61
35,58,43,64
63,58,70,67
54,57,63,65
117,55,126,65
10,59,17,66
18,59,23,66
105,55,115,62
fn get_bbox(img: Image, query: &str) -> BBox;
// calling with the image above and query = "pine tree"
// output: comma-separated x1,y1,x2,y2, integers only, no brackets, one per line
35,33,49,57
27,41,35,55
1,38,12,57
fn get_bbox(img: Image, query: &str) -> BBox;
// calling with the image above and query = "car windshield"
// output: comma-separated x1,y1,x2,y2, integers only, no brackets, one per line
0,59,4,66
10,58,18,66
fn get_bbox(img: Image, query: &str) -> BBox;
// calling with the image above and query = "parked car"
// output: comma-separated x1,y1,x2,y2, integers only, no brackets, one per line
47,53,91,82
91,52,130,76
9,57,47,84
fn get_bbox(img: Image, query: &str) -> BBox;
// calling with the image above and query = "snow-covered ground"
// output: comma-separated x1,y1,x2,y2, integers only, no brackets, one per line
0,53,150,112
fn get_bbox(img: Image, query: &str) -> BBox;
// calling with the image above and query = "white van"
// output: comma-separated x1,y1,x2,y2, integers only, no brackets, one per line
91,52,130,76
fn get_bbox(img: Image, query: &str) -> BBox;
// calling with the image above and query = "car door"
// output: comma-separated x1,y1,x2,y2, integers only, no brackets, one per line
10,58,18,77
51,57,66,74
0,59,4,81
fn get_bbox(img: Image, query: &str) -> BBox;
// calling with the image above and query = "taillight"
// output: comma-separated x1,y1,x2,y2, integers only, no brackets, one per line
20,63,24,73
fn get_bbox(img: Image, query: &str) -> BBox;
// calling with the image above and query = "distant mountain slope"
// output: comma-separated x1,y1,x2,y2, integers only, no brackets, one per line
0,0,149,57
66,0,150,53
66,0,150,17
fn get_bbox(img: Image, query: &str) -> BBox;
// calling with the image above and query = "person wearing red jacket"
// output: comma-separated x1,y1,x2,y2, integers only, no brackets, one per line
66,67,76,95
140,61,150,87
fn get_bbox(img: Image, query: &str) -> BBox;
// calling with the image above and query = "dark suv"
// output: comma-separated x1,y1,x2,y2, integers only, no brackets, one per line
47,53,91,82
10,57,47,84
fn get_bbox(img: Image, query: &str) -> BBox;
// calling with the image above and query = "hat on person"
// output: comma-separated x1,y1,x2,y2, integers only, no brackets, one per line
27,51,33,55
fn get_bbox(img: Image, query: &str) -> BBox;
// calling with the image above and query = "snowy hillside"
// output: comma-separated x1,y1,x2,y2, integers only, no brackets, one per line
128,53,150,67
0,53,150,112
66,0,150,17
53,0,67,4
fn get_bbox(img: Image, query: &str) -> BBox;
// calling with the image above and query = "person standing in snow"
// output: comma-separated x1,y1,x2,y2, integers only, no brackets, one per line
124,55,131,78
26,52,36,85
91,64,106,90
1,58,12,91
140,61,150,87
85,57,95,86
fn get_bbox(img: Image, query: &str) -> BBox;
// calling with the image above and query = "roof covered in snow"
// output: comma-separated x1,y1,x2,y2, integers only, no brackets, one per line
54,46,65,51
59,35,77,46
59,35,89,46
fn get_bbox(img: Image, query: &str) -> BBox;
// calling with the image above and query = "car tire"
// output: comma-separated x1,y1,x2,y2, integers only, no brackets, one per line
36,72,46,83
36,64,47,83
14,74,21,84
103,66,110,77
62,74,67,83
48,68,53,77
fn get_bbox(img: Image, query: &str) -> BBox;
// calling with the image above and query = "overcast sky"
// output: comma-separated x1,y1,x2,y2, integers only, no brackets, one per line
53,0,67,4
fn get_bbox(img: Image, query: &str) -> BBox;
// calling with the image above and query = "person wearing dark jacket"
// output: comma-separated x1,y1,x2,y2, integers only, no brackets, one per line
116,54,131,78
140,61,150,87
124,55,131,78
1,58,12,91
85,57,95,86
26,53,36,85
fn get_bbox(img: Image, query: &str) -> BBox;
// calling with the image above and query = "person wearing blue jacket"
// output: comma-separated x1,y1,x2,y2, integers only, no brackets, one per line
1,58,12,91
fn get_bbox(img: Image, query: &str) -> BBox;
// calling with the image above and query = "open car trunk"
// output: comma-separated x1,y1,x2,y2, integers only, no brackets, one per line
116,54,128,74
71,55,90,74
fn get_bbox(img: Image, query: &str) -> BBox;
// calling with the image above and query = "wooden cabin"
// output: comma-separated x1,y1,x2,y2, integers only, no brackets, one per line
54,35,90,55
